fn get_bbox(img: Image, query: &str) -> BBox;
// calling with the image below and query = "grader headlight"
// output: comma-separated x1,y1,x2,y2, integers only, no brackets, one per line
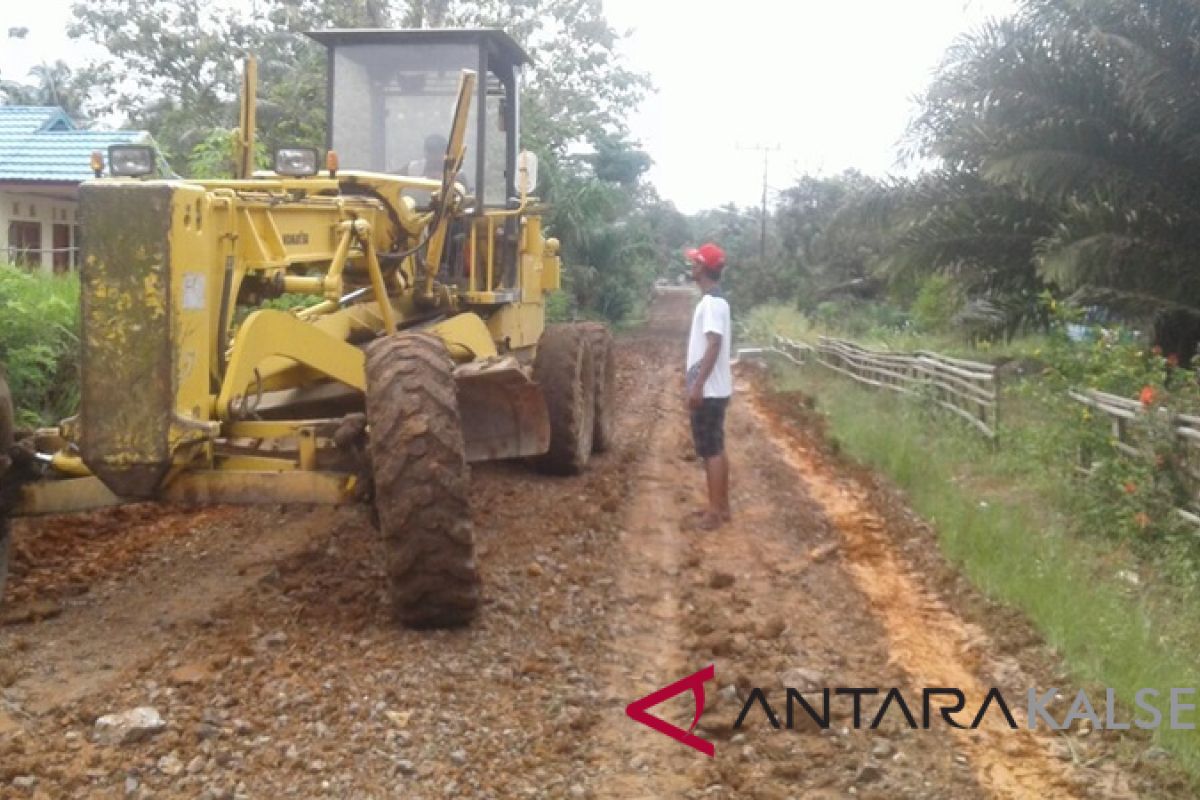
108,145,156,177
274,147,319,177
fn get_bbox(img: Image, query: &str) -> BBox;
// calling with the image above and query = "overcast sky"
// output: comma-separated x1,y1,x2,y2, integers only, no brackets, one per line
1,0,1017,212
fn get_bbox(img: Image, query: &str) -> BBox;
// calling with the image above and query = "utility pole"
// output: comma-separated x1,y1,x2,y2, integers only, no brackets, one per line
738,143,780,264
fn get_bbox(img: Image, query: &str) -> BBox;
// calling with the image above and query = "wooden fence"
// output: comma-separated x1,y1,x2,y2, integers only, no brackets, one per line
811,337,999,439
735,336,813,366
743,329,1200,524
1069,388,1200,525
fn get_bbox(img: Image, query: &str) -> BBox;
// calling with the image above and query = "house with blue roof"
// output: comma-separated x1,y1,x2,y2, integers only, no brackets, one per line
0,107,155,273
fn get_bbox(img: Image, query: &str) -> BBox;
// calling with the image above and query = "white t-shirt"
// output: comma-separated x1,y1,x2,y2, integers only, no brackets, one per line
686,292,732,398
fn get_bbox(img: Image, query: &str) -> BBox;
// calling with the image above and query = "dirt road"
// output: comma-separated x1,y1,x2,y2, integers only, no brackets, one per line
0,290,1187,799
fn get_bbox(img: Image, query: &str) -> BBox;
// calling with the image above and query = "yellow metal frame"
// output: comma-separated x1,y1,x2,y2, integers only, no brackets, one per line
24,61,563,517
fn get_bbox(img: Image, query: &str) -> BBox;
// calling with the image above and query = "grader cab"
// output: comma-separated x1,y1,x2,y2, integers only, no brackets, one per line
0,29,616,628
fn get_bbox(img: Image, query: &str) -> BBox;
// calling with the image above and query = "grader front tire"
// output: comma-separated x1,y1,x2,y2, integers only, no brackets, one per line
579,322,616,453
365,334,480,628
533,324,595,475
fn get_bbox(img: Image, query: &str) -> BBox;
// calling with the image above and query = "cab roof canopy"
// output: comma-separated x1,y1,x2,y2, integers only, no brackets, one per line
305,28,532,70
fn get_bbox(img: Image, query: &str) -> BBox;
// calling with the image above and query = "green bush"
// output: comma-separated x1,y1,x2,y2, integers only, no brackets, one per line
742,304,810,344
910,274,960,332
0,265,80,427
544,289,573,323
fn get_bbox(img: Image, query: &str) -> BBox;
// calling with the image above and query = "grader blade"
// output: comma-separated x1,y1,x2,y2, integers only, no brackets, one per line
454,358,550,463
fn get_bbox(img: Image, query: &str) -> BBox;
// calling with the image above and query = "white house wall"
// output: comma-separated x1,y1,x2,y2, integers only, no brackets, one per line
0,189,81,273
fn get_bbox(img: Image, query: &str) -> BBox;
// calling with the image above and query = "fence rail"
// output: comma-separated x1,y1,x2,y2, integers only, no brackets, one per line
746,329,1200,525
1069,388,1200,525
812,337,999,439
735,336,813,365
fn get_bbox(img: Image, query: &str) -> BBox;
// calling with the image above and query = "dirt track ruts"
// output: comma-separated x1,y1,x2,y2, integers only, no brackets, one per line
0,289,1188,799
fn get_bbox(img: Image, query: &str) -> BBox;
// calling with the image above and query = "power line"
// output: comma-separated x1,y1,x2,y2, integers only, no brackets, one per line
737,143,781,265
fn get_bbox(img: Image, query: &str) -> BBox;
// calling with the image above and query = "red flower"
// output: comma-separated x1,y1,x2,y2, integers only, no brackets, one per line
1123,481,1137,494
1140,386,1157,406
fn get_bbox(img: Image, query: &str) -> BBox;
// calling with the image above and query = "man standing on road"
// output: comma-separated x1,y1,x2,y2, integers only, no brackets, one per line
684,242,732,530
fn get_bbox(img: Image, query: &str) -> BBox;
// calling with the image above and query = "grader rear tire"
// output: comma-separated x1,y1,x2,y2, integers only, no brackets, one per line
534,324,595,474
579,322,616,453
0,373,12,604
365,333,480,628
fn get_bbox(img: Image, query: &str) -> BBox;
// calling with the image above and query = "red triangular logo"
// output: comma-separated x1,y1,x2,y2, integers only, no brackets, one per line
625,664,716,757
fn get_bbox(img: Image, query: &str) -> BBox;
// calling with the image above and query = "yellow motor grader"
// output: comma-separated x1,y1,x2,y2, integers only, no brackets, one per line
0,29,617,627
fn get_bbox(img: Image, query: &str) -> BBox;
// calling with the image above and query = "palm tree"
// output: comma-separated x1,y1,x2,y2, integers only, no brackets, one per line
0,61,90,119
907,0,1200,335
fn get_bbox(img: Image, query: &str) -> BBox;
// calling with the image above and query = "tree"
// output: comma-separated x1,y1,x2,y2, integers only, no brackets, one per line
908,0,1200,323
67,0,390,169
0,60,92,120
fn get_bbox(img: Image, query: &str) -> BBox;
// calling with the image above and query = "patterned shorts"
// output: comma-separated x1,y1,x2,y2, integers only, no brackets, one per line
690,397,730,459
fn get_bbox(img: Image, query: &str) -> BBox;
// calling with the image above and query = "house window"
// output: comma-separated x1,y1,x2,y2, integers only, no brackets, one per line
7,220,42,268
52,223,72,273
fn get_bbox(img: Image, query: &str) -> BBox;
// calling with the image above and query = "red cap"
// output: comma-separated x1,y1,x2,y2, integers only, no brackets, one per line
686,242,726,272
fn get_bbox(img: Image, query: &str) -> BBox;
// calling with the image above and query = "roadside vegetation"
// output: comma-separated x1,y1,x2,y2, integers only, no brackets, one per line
0,264,79,427
772,353,1200,777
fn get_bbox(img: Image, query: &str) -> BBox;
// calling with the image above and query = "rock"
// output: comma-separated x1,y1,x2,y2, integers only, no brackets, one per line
779,668,825,691
157,752,184,777
195,723,221,741
124,777,139,796
450,749,467,766
169,663,211,686
569,785,587,799
526,562,545,577
232,719,254,736
756,617,786,640
94,707,167,746
0,600,63,626
394,759,416,776
855,764,883,785
187,755,206,774
808,543,838,563
708,572,735,590
259,631,288,649
715,684,740,711
871,739,894,759
12,776,36,789
702,634,736,657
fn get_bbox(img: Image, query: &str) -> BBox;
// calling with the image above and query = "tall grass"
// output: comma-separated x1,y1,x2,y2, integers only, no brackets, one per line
774,363,1200,780
0,264,80,426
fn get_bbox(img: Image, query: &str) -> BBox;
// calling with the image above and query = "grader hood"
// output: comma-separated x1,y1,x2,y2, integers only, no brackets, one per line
78,184,177,498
